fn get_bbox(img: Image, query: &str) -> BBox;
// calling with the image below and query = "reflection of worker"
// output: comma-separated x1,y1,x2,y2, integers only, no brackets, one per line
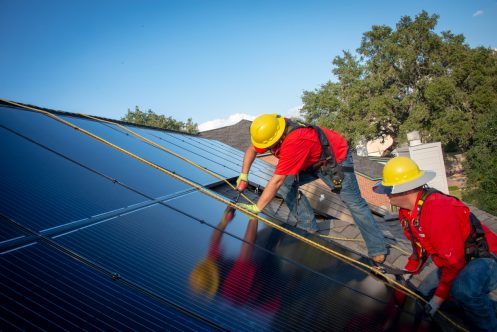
189,208,281,313
188,208,231,299
236,114,386,262
373,156,497,330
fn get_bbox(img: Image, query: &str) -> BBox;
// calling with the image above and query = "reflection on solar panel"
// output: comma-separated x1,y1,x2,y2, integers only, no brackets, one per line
1,101,424,331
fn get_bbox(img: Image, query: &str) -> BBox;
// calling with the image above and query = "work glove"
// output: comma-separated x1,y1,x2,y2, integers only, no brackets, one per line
237,203,261,214
424,297,441,317
221,206,236,225
236,173,248,191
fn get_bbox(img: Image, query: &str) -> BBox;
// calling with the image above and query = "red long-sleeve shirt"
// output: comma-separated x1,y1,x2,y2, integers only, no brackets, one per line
399,191,497,299
257,126,347,176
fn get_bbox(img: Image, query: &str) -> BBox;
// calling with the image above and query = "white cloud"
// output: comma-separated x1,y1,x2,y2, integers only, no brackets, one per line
473,10,484,17
284,105,304,119
198,113,256,132
198,105,305,132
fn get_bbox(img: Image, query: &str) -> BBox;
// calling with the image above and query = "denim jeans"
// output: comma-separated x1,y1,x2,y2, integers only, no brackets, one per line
419,258,497,331
277,171,320,232
277,149,387,256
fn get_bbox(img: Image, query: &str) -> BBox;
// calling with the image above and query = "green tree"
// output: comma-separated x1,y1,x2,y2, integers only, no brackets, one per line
301,11,497,214
463,111,497,215
461,48,497,215
121,106,199,134
302,11,476,152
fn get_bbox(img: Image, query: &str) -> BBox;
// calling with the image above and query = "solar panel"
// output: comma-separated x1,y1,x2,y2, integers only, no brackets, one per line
161,131,275,181
0,125,146,233
0,106,191,198
0,102,421,330
58,115,220,187
0,237,216,331
6,194,406,331
130,127,243,179
0,216,25,243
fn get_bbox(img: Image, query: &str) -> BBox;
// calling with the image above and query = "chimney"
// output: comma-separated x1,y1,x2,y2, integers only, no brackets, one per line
355,138,368,156
407,131,421,146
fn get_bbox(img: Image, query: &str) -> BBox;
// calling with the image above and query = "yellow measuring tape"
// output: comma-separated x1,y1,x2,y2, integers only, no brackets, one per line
0,99,467,331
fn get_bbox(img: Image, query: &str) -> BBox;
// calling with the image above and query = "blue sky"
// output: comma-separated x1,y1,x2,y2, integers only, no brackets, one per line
1,1,496,130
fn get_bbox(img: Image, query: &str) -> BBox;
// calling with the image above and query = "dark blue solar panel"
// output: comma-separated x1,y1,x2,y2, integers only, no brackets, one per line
173,133,276,183
59,115,219,186
0,106,190,198
133,129,274,182
130,127,241,178
0,217,24,243
0,242,215,331
0,126,147,234
50,191,413,331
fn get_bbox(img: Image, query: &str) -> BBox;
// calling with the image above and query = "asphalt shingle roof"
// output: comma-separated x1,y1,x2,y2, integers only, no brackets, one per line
199,119,252,152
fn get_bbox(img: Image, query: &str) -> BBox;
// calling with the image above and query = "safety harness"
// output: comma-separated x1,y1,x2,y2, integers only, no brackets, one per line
402,216,427,274
282,119,353,192
406,188,491,268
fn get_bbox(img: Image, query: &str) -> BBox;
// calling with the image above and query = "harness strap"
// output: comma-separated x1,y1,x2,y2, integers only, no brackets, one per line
465,212,492,261
416,188,491,262
402,216,427,273
341,166,354,173
283,120,350,193
312,125,337,169
283,119,340,170
403,217,420,260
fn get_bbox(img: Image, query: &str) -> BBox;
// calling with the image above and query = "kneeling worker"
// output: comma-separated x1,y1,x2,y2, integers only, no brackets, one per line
373,156,497,331
236,114,387,263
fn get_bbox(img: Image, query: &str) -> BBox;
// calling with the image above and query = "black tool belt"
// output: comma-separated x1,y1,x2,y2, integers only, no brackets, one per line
317,164,354,192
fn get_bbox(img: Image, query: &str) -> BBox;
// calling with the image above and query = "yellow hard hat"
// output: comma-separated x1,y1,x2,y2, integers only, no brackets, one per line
373,156,436,194
250,114,286,149
188,258,219,299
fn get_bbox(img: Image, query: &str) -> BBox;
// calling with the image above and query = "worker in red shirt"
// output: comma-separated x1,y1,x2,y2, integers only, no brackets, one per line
236,114,387,262
373,156,497,331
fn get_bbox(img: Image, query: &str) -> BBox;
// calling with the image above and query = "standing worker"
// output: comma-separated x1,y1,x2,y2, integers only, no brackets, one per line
236,114,387,263
373,156,497,331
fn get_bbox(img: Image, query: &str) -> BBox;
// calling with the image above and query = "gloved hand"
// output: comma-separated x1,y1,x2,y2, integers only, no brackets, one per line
237,203,261,214
221,206,236,224
424,297,441,317
236,173,248,191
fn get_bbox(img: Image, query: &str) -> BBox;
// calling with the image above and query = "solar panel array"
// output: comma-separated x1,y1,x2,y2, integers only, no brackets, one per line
0,102,417,331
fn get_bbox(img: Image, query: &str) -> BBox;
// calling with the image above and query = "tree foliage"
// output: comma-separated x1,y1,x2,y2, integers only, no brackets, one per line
301,11,497,214
121,106,198,134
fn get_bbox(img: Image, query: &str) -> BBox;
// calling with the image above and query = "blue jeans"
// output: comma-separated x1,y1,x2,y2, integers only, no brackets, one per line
277,171,320,232
277,149,387,256
419,258,497,331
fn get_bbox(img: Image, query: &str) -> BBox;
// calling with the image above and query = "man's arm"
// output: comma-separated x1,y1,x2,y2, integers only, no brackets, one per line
236,146,259,191
255,174,287,211
241,145,258,174
425,203,468,300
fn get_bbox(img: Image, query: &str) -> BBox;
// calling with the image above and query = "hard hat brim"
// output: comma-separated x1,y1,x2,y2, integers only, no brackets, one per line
189,259,219,299
373,170,436,195
251,116,286,149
